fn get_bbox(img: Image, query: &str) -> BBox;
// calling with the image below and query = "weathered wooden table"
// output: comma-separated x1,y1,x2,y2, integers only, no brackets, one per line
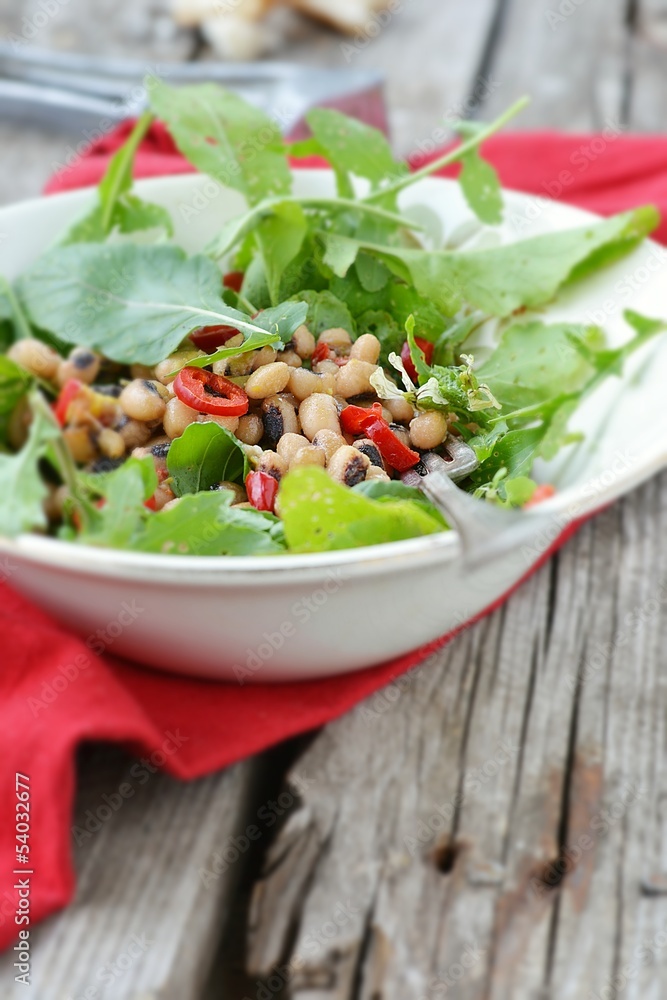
2,1,667,996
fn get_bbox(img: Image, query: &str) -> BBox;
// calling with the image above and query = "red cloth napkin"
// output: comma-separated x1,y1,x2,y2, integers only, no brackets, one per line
2,123,666,951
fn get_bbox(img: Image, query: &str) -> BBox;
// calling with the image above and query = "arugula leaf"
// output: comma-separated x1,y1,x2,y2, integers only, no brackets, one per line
0,392,61,536
18,244,305,366
0,274,33,342
352,479,448,525
134,492,285,555
456,123,503,225
477,321,604,411
504,477,538,506
61,114,173,244
256,201,308,305
320,207,659,316
185,300,308,370
150,80,291,206
305,107,406,192
0,356,32,445
77,457,157,548
290,289,356,336
167,422,248,495
279,466,443,552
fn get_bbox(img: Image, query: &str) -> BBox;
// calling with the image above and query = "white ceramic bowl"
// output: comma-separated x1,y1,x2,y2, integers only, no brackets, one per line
1,171,666,681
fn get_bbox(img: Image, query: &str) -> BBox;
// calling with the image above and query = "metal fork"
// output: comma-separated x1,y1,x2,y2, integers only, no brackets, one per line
401,440,557,569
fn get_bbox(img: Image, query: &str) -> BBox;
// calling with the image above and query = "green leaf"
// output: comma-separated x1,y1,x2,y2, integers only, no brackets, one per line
134,492,285,555
0,356,32,445
319,207,659,317
18,244,305,366
458,148,503,225
77,456,157,548
0,392,61,537
256,201,308,305
167,422,248,496
279,466,443,553
150,80,291,206
290,289,355,336
477,321,603,411
356,309,402,365
504,476,537,506
352,479,448,525
305,108,406,190
61,114,173,244
186,300,308,369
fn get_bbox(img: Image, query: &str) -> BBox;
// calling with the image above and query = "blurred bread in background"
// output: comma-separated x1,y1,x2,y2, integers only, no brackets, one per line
172,0,393,58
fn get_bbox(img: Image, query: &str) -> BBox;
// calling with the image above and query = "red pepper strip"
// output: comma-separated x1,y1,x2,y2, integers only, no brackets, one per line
223,271,245,292
401,337,434,383
340,402,384,436
173,366,249,417
53,379,85,426
189,324,240,352
246,470,279,513
524,484,556,509
361,416,420,472
312,342,331,364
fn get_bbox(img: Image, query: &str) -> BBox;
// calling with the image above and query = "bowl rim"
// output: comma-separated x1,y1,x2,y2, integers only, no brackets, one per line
0,170,664,580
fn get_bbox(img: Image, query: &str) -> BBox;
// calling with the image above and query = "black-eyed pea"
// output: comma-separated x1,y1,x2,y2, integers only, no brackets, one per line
161,497,182,513
130,363,154,381
313,359,340,375
163,397,199,439
257,450,288,481
197,413,240,433
119,379,168,422
251,346,278,370
365,465,391,482
318,327,351,352
281,349,302,368
57,347,102,386
116,416,152,450
334,360,378,398
292,324,316,359
227,352,256,377
299,394,341,440
385,396,416,424
97,428,126,460
390,422,411,448
246,361,291,400
8,338,60,380
328,445,370,487
277,432,310,465
154,349,202,385
290,445,326,468
262,394,300,445
312,430,347,463
409,411,448,450
350,333,381,364
64,426,97,464
288,368,336,402
7,397,31,450
236,413,264,445
213,481,246,504
353,438,384,469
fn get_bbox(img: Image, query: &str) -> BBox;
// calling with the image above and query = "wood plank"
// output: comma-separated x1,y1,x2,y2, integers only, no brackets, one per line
245,476,667,998
0,745,265,999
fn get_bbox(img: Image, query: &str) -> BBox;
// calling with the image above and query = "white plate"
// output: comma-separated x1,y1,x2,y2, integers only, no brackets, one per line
1,171,665,681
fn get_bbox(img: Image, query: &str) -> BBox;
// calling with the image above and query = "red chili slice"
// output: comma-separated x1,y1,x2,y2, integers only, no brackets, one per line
340,402,384,436
246,470,279,513
189,324,240,352
53,379,85,425
173,366,249,417
361,415,420,472
401,337,434,382
311,342,331,364
223,271,245,292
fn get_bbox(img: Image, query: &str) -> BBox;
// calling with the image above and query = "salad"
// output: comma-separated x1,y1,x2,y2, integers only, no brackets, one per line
0,83,663,557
